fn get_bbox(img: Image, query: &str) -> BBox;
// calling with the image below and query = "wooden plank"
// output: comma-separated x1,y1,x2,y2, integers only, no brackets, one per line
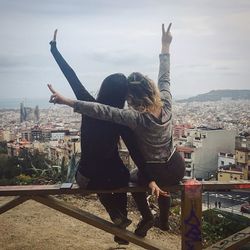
204,226,250,250
0,183,180,196
201,180,250,191
0,181,249,196
32,195,166,250
181,180,202,250
0,196,30,214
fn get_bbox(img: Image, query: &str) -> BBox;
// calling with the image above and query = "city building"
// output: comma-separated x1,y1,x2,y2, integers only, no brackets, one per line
235,132,250,179
7,139,32,157
0,129,15,142
176,146,194,178
31,126,43,141
20,102,40,123
21,129,32,142
218,152,235,168
173,124,193,139
217,169,244,181
51,130,70,141
175,127,236,180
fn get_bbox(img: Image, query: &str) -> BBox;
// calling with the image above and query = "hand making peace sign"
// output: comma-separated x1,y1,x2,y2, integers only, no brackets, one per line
161,23,172,53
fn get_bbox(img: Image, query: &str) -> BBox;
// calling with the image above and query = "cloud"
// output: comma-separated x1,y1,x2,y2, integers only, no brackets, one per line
0,0,250,99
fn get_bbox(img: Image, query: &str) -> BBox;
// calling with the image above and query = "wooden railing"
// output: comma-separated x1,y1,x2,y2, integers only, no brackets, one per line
0,180,250,250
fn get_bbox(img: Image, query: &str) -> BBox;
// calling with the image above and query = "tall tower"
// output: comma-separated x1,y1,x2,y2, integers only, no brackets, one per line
34,105,40,122
20,102,24,123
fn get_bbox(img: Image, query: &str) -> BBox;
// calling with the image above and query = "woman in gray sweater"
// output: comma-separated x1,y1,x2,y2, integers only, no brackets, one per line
48,23,185,237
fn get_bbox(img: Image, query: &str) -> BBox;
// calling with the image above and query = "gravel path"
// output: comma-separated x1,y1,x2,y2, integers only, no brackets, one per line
0,196,181,250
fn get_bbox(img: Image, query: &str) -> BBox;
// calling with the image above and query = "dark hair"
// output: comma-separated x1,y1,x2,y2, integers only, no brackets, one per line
97,73,128,108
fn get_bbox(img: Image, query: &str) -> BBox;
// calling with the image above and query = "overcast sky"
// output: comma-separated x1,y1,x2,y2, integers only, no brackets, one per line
0,0,250,100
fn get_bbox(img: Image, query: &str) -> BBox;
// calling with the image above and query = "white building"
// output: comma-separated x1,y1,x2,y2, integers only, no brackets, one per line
217,152,235,168
175,127,236,180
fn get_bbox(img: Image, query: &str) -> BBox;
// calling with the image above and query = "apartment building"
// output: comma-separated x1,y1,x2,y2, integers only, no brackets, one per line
175,127,236,180
218,152,235,168
235,132,250,179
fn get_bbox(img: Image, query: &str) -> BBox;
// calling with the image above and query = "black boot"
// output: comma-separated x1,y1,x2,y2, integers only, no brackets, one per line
134,217,154,237
154,216,170,231
155,195,171,231
132,192,154,237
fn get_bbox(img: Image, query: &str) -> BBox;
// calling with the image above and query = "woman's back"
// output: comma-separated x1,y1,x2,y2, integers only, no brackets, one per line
49,40,129,188
71,53,173,163
132,110,173,162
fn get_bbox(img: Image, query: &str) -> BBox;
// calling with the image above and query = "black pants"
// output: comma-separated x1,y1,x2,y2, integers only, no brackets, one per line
131,151,185,223
98,193,127,220
76,164,130,224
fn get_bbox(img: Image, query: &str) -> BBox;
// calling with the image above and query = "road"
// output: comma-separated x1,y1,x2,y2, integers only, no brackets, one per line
202,190,250,218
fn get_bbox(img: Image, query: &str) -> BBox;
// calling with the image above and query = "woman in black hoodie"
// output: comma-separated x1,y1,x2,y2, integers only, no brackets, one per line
49,30,143,244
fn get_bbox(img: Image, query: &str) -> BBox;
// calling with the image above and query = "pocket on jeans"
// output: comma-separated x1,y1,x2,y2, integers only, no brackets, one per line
76,171,90,189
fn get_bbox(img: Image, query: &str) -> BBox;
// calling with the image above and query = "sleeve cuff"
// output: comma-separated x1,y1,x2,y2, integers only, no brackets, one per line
73,101,80,113
160,53,170,56
49,40,57,47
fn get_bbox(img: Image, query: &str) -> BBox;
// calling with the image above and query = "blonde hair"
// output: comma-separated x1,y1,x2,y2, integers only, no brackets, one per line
127,72,163,113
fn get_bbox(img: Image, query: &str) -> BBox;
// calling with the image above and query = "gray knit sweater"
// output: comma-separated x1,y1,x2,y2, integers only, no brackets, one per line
74,53,173,162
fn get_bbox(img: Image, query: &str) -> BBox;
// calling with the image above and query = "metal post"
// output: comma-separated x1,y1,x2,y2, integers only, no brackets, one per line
207,172,210,209
207,191,210,209
192,164,195,179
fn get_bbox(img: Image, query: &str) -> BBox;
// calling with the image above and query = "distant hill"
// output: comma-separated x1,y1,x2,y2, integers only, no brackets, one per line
177,89,250,102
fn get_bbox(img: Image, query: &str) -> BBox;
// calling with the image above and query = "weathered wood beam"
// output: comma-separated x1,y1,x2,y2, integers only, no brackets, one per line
201,181,250,191
0,181,249,197
0,183,181,196
0,196,30,214
32,195,166,250
204,226,250,250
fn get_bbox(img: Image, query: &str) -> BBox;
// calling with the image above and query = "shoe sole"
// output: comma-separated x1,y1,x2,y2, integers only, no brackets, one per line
134,220,154,237
114,237,130,245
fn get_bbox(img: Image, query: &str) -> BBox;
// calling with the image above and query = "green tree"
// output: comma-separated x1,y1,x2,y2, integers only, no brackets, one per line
0,141,7,154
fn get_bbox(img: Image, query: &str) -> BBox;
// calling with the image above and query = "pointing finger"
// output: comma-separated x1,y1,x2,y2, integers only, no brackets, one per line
167,23,172,33
47,84,56,94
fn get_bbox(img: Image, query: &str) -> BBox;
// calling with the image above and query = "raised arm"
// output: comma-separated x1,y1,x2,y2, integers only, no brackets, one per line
158,23,172,112
50,30,95,102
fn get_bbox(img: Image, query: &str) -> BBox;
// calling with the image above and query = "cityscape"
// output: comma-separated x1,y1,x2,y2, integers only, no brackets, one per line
0,98,250,249
1,99,249,181
1,0,250,248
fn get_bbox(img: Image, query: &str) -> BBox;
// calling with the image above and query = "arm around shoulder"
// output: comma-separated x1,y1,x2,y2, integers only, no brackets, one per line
73,101,140,130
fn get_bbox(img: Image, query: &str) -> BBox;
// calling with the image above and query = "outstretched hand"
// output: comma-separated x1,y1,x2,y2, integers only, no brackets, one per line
149,181,169,198
47,84,74,107
161,23,172,53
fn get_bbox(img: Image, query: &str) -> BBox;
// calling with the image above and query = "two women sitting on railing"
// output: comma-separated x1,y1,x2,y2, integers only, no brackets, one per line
48,23,185,242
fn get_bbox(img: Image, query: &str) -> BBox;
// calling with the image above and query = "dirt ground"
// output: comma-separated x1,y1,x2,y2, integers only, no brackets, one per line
0,195,181,250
